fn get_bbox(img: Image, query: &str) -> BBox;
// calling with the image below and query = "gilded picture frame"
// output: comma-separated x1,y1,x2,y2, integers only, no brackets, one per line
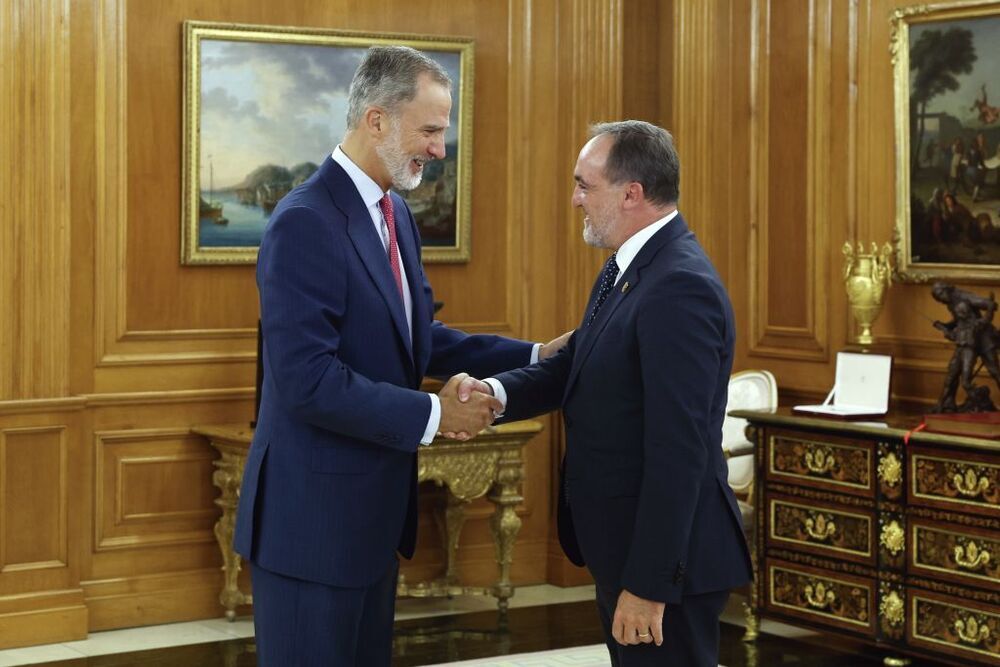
892,1,1000,282
181,21,474,265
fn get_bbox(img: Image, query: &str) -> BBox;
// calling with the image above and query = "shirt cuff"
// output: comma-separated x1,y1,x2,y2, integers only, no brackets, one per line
483,378,508,415
530,343,542,364
421,393,441,445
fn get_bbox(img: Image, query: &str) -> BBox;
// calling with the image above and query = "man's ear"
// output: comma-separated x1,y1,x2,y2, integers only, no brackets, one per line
622,182,644,208
363,107,385,136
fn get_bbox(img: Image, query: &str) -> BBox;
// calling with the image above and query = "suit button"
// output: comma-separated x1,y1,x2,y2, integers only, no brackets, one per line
564,417,573,428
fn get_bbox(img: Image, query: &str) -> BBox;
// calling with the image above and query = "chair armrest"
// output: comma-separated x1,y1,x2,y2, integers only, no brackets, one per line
724,442,755,459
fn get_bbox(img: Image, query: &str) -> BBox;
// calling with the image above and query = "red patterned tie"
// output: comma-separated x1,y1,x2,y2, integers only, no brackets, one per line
378,193,404,299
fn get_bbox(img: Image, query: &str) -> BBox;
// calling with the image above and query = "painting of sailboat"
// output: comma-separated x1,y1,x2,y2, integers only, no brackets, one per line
182,22,474,265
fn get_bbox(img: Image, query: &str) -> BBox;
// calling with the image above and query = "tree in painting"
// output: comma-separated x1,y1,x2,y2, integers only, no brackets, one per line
909,27,976,174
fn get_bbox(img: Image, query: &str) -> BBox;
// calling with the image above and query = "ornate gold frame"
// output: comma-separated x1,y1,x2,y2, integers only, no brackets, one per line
181,21,475,265
891,1,1000,282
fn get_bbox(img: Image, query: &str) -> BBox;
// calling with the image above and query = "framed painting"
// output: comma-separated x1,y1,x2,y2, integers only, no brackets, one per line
181,22,474,265
893,1,1000,282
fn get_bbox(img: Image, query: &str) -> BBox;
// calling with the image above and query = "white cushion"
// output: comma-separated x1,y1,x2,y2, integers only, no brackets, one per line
727,453,754,491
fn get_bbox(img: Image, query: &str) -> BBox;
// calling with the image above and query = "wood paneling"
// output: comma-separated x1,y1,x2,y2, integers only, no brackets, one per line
0,0,72,401
0,428,68,571
94,429,217,552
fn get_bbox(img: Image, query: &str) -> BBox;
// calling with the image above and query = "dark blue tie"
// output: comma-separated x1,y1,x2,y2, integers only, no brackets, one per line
587,253,619,326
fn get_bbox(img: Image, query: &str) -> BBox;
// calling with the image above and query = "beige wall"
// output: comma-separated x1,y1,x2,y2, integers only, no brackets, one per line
0,0,971,648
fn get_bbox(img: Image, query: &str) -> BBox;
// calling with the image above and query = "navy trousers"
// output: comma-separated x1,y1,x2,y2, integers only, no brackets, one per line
251,558,399,667
595,582,730,667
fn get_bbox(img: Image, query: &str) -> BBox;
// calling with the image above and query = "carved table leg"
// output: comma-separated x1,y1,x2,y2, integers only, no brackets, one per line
487,451,524,613
213,453,250,620
443,493,468,586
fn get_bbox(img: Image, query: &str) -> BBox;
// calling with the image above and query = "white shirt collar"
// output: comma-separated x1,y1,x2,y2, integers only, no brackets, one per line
331,145,386,208
614,209,678,281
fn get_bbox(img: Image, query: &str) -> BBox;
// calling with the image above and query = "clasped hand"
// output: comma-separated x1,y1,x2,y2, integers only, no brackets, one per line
437,373,500,441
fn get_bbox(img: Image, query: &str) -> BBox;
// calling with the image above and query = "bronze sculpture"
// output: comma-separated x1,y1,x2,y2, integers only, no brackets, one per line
931,282,1000,412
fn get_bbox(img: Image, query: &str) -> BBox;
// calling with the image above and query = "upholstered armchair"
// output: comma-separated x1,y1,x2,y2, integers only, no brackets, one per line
722,369,777,642
722,370,778,531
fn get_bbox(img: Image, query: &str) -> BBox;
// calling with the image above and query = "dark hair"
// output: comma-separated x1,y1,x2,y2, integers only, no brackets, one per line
589,120,679,205
346,46,451,129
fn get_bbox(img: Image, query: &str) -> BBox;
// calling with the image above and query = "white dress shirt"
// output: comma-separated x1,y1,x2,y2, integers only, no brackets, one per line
332,147,441,444
486,210,678,408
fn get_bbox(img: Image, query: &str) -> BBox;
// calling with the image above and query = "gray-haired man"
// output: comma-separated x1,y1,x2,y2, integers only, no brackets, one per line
235,46,568,666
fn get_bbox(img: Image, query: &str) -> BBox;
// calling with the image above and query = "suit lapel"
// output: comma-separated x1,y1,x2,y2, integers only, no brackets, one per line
563,216,690,400
321,158,414,362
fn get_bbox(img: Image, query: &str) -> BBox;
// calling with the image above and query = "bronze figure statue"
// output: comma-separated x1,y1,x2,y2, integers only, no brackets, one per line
931,282,1000,413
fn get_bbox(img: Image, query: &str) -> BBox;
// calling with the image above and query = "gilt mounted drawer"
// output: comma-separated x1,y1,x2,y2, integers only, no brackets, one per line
910,448,1000,518
767,431,874,497
767,494,875,565
765,559,876,637
909,591,1000,665
910,519,1000,590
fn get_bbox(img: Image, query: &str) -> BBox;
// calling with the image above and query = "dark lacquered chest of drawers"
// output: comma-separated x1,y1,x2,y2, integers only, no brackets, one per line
732,409,1000,666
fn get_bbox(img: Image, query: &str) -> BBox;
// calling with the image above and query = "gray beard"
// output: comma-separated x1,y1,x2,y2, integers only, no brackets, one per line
375,126,423,192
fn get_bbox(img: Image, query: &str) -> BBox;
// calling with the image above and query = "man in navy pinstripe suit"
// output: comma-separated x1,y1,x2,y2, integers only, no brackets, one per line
234,46,567,666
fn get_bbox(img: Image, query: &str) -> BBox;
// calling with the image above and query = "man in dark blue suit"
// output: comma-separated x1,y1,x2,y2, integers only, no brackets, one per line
461,121,752,666
234,46,567,666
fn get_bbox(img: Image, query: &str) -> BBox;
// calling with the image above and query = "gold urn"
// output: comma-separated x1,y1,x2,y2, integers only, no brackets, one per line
842,242,893,347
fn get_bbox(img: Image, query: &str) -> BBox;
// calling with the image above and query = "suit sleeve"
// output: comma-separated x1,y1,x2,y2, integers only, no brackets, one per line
258,205,430,453
489,332,577,421
426,322,536,379
398,203,535,378
620,271,728,603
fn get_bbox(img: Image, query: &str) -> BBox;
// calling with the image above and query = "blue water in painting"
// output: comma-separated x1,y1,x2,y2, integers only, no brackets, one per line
199,191,269,247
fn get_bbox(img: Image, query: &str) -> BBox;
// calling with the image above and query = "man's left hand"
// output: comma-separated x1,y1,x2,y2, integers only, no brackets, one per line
612,589,665,646
538,330,574,361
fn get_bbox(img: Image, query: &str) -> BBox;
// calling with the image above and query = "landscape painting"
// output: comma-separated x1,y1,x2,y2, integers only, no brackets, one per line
893,2,1000,282
181,22,474,265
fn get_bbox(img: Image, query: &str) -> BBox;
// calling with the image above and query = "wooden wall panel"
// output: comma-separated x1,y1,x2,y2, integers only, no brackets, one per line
94,430,216,552
0,0,72,401
0,428,67,571
0,407,86,648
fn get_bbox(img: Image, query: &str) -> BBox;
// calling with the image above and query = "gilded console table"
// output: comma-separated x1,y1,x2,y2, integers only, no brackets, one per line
731,407,1000,666
193,420,542,620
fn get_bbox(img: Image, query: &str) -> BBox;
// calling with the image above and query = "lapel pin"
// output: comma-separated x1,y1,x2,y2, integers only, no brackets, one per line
621,281,630,294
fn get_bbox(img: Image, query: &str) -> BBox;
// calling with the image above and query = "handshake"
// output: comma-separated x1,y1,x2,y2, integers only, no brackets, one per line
437,373,499,441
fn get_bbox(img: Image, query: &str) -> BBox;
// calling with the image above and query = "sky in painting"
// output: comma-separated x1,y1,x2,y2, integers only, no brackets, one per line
910,16,1000,128
199,39,462,189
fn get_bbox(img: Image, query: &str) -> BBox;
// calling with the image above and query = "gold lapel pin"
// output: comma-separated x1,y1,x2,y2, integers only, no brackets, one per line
621,281,630,293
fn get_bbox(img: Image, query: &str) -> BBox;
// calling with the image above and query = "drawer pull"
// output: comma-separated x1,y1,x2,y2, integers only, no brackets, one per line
877,451,902,487
954,614,991,646
804,580,836,610
952,467,990,498
954,541,991,571
804,446,836,475
804,513,837,541
880,519,905,556
879,589,904,627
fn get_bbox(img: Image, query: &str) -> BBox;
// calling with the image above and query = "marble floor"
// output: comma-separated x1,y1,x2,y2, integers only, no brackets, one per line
0,587,950,667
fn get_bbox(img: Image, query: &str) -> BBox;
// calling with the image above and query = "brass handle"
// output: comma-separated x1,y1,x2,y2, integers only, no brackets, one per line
803,581,836,610
952,467,990,498
954,541,991,571
879,589,904,628
954,615,991,646
803,446,836,475
804,514,837,541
